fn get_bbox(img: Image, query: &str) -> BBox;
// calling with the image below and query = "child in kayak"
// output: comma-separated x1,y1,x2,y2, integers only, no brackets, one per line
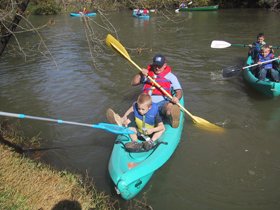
248,33,266,59
107,93,165,151
256,45,280,82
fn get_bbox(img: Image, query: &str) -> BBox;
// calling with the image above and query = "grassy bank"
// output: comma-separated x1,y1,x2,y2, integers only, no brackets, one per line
0,145,114,210
0,144,115,210
0,120,116,210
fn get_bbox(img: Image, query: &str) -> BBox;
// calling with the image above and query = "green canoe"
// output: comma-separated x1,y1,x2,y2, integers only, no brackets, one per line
243,56,280,97
179,5,219,11
108,98,185,200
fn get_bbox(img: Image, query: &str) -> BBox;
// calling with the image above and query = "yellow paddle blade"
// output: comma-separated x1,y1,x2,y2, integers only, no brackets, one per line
179,104,224,133
192,115,224,133
105,34,130,59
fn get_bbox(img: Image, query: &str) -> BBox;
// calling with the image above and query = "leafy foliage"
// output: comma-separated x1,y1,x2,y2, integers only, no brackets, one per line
31,0,61,15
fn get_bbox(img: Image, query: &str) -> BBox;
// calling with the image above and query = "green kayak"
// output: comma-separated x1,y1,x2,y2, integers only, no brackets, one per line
243,56,280,97
179,5,218,11
108,98,185,200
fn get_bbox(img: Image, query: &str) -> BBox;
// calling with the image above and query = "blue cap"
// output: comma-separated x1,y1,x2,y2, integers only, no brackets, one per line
152,54,166,67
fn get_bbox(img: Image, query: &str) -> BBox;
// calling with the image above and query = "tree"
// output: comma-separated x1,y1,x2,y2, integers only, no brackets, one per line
0,0,30,56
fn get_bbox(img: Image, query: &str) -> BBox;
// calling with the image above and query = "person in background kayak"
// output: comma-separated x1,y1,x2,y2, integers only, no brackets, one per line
131,54,182,128
82,7,89,14
179,0,192,8
179,2,187,8
78,7,89,15
256,45,280,82
248,33,266,59
136,8,149,16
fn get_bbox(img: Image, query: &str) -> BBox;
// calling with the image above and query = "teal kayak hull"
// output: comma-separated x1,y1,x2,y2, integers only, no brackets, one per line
70,12,96,17
108,98,185,200
243,56,280,97
179,5,218,11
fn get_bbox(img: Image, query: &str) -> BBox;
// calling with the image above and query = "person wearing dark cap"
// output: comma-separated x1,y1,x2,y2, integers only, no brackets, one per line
130,54,183,128
106,54,182,150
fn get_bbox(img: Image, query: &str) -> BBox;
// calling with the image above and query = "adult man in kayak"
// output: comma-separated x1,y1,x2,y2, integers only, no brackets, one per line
130,54,183,128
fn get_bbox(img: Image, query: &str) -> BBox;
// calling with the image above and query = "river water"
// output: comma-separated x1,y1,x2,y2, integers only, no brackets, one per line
1,9,280,210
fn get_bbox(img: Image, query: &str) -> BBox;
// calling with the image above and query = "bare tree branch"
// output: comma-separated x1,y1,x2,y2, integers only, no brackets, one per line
0,0,30,56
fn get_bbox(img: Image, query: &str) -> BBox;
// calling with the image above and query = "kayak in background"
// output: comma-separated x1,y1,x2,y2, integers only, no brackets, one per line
70,12,97,17
243,56,280,97
179,5,219,12
132,9,150,19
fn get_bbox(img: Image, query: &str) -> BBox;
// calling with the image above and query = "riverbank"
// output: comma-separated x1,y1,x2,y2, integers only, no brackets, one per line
0,143,115,210
28,0,276,15
0,143,118,209
0,120,115,210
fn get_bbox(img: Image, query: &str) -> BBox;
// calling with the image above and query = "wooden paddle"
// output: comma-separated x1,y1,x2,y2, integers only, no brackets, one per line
222,58,280,78
211,40,280,49
0,111,134,135
105,34,224,133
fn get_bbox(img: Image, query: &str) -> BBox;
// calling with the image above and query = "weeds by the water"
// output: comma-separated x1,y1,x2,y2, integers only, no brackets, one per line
0,120,115,210
0,120,40,148
0,144,115,209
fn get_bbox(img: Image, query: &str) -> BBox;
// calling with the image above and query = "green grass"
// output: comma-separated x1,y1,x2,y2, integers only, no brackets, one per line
0,120,115,210
0,144,115,210
0,189,29,210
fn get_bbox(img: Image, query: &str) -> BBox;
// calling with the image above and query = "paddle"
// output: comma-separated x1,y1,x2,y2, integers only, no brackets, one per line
0,111,134,135
242,58,279,69
105,34,224,133
222,65,243,78
222,58,280,78
211,40,280,49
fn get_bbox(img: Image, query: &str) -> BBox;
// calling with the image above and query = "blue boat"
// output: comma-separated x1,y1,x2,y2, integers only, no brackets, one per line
70,12,96,17
132,10,150,20
108,98,185,200
243,56,280,97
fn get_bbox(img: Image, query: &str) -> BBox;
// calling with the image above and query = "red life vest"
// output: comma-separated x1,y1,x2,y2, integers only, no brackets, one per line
143,65,172,95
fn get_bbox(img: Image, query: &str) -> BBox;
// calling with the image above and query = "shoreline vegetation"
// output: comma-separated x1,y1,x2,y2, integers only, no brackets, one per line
0,121,116,210
28,0,280,15
0,144,115,210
